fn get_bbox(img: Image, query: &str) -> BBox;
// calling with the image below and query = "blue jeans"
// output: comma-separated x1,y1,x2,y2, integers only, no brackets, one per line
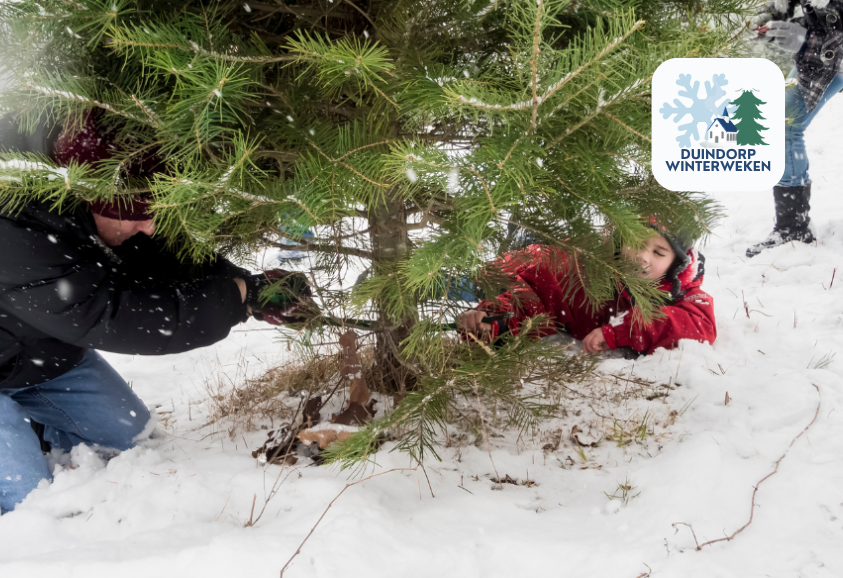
0,350,150,514
781,69,843,186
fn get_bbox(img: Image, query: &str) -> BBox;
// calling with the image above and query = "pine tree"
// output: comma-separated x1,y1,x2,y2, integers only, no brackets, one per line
732,89,768,146
0,0,749,467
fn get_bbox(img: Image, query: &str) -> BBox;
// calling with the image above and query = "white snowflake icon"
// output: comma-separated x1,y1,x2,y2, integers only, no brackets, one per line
659,73,733,147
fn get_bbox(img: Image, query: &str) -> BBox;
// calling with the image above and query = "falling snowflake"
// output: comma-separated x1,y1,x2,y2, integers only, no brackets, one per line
447,168,460,192
57,279,73,301
659,73,734,147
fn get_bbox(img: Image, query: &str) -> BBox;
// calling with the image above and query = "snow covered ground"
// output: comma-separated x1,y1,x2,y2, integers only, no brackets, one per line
4,114,843,578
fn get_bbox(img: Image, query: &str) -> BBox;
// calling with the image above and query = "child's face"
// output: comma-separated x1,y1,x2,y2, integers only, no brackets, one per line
622,233,677,280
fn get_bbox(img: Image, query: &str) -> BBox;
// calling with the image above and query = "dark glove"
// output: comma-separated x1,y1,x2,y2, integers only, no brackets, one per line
244,269,315,325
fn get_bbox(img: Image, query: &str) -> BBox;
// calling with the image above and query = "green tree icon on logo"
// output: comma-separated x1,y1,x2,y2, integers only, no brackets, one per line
732,90,769,146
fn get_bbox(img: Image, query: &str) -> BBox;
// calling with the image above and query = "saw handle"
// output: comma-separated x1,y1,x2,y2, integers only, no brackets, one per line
442,314,508,331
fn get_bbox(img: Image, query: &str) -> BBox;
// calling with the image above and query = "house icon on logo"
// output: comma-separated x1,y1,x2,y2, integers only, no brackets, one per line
705,106,737,146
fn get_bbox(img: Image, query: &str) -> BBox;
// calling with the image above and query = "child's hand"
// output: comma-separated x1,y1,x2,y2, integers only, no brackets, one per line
582,327,609,353
456,310,493,337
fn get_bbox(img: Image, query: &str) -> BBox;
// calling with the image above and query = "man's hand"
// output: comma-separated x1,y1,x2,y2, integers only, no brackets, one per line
456,310,493,337
582,327,609,353
244,269,315,325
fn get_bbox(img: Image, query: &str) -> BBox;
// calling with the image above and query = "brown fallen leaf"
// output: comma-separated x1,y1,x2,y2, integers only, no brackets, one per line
331,399,377,426
298,427,355,449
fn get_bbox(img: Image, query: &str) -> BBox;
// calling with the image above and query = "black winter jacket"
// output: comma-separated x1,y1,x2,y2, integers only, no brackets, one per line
0,201,249,390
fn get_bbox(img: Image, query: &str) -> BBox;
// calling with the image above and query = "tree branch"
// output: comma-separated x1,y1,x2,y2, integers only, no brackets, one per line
270,240,374,261
452,20,644,115
341,0,376,30
601,111,651,143
530,0,543,131
106,38,297,63
24,83,155,127
255,150,300,163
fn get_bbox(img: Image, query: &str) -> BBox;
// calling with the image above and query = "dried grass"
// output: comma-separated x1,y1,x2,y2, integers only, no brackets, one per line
206,346,379,432
205,334,678,469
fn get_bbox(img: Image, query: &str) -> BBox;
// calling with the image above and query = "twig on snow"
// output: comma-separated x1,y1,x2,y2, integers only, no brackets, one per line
420,462,435,498
473,381,503,490
672,383,821,550
279,467,418,576
245,390,315,528
245,493,257,527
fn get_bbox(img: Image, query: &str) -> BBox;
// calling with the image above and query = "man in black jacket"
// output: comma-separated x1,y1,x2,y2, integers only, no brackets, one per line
0,115,310,514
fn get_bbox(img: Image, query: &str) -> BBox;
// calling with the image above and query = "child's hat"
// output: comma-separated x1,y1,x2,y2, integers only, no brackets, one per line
647,215,705,303
647,215,694,263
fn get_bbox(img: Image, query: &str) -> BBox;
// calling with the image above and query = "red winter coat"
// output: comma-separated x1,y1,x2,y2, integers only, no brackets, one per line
474,245,716,355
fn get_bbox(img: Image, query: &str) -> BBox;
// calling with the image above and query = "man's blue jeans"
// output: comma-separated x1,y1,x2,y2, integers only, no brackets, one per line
0,350,150,514
781,69,843,186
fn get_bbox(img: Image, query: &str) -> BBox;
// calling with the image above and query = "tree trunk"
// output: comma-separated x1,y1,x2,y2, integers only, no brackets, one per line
368,191,416,393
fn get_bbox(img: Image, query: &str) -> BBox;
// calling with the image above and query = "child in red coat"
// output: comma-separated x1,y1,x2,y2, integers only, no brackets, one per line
457,224,716,355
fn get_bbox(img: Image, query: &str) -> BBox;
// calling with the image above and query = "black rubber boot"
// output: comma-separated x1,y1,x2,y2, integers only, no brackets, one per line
746,184,815,258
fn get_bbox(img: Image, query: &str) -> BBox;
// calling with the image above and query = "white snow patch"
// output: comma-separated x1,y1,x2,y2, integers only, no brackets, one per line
305,423,359,433
608,310,628,327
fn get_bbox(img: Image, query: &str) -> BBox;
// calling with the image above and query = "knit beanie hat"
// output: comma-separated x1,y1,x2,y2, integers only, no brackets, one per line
646,215,694,267
52,111,157,221
87,196,153,221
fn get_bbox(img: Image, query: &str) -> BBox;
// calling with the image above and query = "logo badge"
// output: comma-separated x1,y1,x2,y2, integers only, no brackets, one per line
652,58,784,192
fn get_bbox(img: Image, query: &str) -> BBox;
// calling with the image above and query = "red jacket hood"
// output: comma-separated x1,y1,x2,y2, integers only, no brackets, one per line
657,247,705,303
